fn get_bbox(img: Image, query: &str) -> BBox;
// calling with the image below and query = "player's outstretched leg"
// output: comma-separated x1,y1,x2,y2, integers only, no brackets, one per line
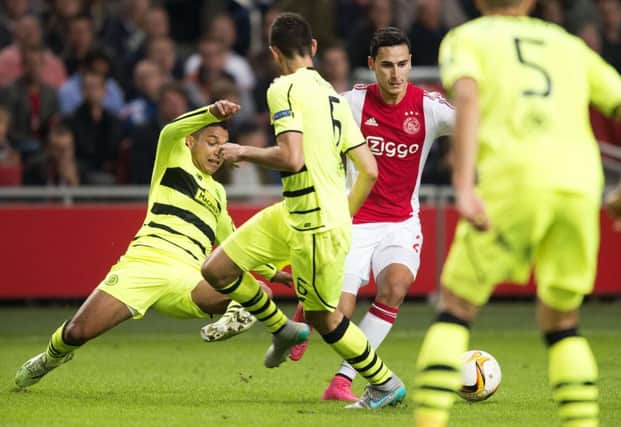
289,303,313,361
15,322,77,388
15,290,132,389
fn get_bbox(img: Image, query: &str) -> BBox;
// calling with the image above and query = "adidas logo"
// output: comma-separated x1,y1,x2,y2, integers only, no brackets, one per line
364,117,378,126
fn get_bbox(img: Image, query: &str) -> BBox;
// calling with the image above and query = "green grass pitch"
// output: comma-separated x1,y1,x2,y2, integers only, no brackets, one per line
0,302,619,426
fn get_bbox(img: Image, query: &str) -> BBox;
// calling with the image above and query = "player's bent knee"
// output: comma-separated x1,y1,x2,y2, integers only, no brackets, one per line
63,320,92,346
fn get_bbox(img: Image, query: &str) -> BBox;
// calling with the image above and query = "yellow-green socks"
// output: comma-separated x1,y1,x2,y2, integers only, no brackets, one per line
219,272,287,333
547,331,599,427
413,313,470,427
46,322,80,360
322,317,392,385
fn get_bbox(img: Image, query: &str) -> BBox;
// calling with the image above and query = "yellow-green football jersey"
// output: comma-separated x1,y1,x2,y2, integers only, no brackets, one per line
439,16,621,196
127,106,276,278
267,67,365,232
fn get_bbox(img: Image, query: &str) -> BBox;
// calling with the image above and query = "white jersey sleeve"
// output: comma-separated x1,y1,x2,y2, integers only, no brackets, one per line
422,91,455,138
343,87,368,191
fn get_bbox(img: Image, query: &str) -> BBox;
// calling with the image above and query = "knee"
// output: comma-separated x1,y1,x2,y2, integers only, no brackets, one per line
376,277,409,307
63,319,90,346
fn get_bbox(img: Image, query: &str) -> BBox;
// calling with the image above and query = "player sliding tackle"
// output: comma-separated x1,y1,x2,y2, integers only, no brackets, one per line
14,100,291,388
200,12,406,409
413,0,621,426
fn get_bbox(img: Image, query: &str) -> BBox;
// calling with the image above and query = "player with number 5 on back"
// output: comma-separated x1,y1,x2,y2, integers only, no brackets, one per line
413,1,621,427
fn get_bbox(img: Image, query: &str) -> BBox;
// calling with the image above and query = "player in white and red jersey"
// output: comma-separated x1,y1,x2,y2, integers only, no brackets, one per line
288,27,454,401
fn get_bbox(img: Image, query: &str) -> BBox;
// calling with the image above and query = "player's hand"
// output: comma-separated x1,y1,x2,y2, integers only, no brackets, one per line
271,270,293,288
605,184,621,231
209,100,240,121
220,142,244,165
456,189,490,231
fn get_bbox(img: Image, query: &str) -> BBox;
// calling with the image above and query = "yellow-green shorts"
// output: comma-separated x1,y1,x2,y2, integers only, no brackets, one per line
97,247,210,320
221,202,351,312
442,189,599,311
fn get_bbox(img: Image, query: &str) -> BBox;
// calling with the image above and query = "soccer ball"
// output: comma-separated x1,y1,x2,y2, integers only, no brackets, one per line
458,350,502,402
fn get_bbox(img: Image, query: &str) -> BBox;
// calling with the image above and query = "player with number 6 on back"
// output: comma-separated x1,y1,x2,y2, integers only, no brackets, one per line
413,1,621,426
200,12,406,409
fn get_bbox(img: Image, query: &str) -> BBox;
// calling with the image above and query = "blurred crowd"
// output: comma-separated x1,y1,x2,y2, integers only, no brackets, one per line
0,0,619,187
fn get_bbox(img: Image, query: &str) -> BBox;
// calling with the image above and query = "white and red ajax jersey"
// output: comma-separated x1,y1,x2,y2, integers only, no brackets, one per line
344,82,454,224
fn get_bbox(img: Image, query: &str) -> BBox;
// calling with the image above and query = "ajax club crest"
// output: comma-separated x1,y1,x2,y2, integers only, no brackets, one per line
403,111,420,135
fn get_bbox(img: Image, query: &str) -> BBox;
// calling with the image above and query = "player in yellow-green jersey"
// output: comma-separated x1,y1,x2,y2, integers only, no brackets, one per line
200,12,406,408
14,100,291,389
413,1,621,426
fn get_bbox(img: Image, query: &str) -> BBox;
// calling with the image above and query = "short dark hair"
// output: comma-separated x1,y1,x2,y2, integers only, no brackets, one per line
369,26,411,58
269,12,313,58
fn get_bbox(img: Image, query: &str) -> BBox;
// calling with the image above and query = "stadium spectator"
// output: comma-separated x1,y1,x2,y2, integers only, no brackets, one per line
43,0,84,55
184,37,237,107
347,0,395,69
0,0,31,49
145,36,184,82
58,48,124,116
65,70,122,184
275,0,337,48
199,0,253,56
597,0,621,73
0,14,67,88
534,0,565,26
318,43,351,94
121,59,164,129
62,14,98,76
249,6,282,128
23,123,79,186
392,0,466,30
0,106,22,185
99,0,149,65
123,5,171,86
127,82,190,184
409,0,449,66
0,45,60,156
185,15,256,115
577,21,603,53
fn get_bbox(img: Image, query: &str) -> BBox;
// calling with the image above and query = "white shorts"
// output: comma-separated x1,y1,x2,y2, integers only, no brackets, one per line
342,216,422,295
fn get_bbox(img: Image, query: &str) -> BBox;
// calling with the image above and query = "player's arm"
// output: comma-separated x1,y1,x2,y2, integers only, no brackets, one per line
584,44,621,120
221,81,304,172
345,143,378,216
222,132,305,172
159,100,240,143
439,29,489,230
450,77,489,231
